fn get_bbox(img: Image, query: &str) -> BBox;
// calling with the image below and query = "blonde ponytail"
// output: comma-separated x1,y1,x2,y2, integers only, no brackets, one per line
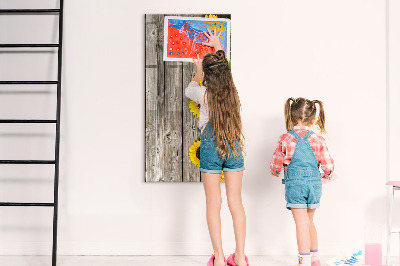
284,98,295,131
313,100,326,133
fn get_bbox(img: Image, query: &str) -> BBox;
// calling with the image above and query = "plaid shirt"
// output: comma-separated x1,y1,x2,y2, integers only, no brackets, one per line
270,126,334,179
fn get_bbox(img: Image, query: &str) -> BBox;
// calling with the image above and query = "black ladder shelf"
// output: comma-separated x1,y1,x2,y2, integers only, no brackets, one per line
0,2,63,266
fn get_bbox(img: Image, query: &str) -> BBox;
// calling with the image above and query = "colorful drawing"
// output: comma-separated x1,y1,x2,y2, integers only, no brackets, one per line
163,16,230,62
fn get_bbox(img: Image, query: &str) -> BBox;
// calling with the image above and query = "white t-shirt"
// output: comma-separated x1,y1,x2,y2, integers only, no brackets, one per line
185,81,209,133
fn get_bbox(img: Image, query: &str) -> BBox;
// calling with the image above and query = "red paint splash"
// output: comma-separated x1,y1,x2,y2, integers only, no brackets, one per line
167,25,215,59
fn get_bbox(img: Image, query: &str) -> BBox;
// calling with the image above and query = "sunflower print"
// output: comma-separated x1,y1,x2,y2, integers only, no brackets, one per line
189,140,201,167
189,101,200,118
189,140,225,182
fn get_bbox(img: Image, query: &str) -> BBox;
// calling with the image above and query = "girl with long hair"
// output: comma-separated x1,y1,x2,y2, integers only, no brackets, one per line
185,28,248,266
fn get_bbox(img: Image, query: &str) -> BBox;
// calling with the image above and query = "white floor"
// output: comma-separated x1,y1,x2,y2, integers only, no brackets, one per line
0,256,397,266
0,256,322,266
0,256,346,266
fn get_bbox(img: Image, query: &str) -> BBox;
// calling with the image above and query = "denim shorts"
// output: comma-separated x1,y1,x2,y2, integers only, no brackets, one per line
199,126,245,174
285,178,322,209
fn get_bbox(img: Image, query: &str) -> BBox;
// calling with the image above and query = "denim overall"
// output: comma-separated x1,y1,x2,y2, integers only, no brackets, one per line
198,124,245,174
283,130,322,210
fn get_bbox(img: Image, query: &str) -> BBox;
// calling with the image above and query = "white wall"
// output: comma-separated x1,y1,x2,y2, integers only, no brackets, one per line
388,0,400,257
0,0,389,256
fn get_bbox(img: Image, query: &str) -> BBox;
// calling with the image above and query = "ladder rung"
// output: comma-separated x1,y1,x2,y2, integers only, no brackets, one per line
0,202,54,207
0,160,55,164
0,119,56,123
0,9,60,14
0,81,58,84
391,229,400,233
0,44,59,48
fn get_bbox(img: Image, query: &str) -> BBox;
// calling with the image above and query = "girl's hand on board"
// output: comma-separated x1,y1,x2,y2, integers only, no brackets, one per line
202,28,223,51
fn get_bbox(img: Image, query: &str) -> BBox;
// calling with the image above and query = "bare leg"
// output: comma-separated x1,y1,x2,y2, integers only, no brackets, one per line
225,171,247,266
203,172,225,266
291,208,311,254
307,209,318,251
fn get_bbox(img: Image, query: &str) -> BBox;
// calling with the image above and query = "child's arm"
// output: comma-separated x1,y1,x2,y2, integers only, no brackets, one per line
270,136,286,177
191,54,202,84
319,138,335,179
185,55,205,104
202,28,223,51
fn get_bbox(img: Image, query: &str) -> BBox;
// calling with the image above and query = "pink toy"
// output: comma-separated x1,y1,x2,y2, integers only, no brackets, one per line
227,253,249,266
365,243,382,266
364,225,386,266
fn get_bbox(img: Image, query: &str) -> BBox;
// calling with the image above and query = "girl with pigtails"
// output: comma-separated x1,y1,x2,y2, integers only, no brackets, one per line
270,98,335,266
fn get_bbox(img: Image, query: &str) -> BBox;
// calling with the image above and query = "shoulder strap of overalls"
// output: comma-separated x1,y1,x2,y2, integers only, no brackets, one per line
303,130,314,140
288,130,301,141
289,130,315,140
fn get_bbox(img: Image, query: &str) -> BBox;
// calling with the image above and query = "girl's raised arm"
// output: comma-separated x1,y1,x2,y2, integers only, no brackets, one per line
185,55,205,104
191,54,202,84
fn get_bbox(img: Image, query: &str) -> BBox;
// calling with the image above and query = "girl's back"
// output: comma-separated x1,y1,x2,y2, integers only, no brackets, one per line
269,97,335,266
183,28,248,266
270,126,334,179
